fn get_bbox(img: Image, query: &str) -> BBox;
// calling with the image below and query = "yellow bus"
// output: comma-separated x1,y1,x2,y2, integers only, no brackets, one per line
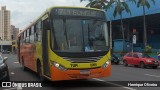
17,6,111,81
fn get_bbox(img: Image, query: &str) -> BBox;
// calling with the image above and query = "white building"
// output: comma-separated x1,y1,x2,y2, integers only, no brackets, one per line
0,6,11,52
0,6,11,41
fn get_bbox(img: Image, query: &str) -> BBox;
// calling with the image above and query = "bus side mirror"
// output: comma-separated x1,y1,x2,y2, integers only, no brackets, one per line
43,19,50,30
44,23,50,30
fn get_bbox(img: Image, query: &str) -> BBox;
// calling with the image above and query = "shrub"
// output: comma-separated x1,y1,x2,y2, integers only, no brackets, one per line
144,45,152,53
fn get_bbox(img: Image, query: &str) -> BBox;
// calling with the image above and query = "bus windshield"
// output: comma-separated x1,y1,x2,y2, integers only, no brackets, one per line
51,19,109,52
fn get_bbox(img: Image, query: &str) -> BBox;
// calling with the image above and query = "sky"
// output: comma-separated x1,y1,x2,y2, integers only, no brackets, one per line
0,0,88,30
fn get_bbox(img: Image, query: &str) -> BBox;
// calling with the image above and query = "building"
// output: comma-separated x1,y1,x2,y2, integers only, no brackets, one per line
10,25,19,40
0,6,11,41
106,0,160,52
10,25,19,53
0,6,11,52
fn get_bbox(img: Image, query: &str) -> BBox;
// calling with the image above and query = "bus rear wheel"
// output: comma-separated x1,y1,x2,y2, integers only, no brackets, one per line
22,59,27,71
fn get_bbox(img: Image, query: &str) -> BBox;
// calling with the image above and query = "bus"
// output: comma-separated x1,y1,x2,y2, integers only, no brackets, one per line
17,6,111,81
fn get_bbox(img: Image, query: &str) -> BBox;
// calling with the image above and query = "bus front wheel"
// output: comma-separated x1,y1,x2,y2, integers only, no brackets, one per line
37,62,45,81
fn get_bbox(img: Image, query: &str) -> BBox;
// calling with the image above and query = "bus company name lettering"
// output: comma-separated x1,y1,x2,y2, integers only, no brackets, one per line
90,63,97,67
70,64,78,67
57,9,103,17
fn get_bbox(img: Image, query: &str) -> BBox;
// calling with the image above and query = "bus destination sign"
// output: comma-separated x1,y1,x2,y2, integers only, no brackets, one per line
53,8,105,19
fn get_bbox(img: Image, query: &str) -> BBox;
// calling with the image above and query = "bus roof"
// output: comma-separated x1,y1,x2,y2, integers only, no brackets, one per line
47,6,104,12
20,6,105,35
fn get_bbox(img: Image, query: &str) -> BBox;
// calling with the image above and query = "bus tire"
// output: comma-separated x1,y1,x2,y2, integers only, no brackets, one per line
37,61,45,81
22,58,27,71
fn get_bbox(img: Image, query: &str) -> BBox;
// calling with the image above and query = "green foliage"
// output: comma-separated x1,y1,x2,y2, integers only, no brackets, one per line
144,45,152,53
104,0,136,17
80,0,109,9
137,0,155,9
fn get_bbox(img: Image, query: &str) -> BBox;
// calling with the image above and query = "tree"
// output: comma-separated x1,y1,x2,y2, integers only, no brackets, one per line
105,0,136,53
80,0,108,9
137,0,155,48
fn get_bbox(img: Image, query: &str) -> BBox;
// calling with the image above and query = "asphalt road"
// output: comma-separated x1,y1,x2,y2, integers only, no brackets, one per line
1,54,160,90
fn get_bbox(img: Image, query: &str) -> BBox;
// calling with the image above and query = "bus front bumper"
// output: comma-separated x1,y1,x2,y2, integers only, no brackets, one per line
50,64,111,81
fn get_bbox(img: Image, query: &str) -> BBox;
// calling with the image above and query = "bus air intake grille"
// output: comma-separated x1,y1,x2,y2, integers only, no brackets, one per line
62,56,103,63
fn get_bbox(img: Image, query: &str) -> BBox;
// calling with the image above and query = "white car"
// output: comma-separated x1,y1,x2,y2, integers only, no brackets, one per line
0,55,10,81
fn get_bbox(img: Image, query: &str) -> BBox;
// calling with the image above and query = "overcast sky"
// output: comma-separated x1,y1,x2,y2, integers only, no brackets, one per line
0,0,88,30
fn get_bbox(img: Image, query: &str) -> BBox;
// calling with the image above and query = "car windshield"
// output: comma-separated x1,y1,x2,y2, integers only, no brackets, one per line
51,19,109,52
139,53,150,58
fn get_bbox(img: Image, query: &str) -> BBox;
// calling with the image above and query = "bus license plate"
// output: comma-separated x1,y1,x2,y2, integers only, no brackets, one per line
80,70,90,74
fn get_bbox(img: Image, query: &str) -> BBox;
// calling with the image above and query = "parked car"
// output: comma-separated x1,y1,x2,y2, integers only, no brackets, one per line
0,55,10,81
123,52,159,69
111,54,121,64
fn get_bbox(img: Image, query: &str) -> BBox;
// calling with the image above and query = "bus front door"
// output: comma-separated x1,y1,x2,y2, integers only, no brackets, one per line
42,18,50,77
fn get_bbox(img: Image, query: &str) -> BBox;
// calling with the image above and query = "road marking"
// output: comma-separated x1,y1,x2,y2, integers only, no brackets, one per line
3,88,16,90
16,86,23,90
144,74,160,78
14,61,19,63
93,78,136,90
3,86,22,90
3,87,22,90
10,72,15,75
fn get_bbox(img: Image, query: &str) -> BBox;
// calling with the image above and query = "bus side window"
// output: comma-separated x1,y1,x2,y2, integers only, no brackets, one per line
23,31,26,44
30,26,34,43
43,18,50,30
35,21,42,42
20,34,23,45
34,24,37,42
26,29,30,43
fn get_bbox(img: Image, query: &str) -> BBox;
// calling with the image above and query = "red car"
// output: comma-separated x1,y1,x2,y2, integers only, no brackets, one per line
123,52,159,69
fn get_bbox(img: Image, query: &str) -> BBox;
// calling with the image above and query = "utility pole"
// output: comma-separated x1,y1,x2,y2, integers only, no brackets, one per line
110,20,112,53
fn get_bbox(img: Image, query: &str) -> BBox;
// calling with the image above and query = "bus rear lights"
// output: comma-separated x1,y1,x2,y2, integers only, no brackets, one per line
50,61,67,71
102,61,110,68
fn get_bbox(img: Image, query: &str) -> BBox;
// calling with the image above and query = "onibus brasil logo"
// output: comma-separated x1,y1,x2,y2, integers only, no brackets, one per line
2,82,42,88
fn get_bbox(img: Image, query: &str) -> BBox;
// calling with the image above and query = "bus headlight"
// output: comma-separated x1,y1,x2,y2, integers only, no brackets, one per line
51,61,67,71
102,61,110,68
54,62,60,68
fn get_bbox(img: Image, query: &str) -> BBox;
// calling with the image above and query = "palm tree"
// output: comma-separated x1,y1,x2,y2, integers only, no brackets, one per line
137,0,155,48
80,0,108,9
105,0,136,53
